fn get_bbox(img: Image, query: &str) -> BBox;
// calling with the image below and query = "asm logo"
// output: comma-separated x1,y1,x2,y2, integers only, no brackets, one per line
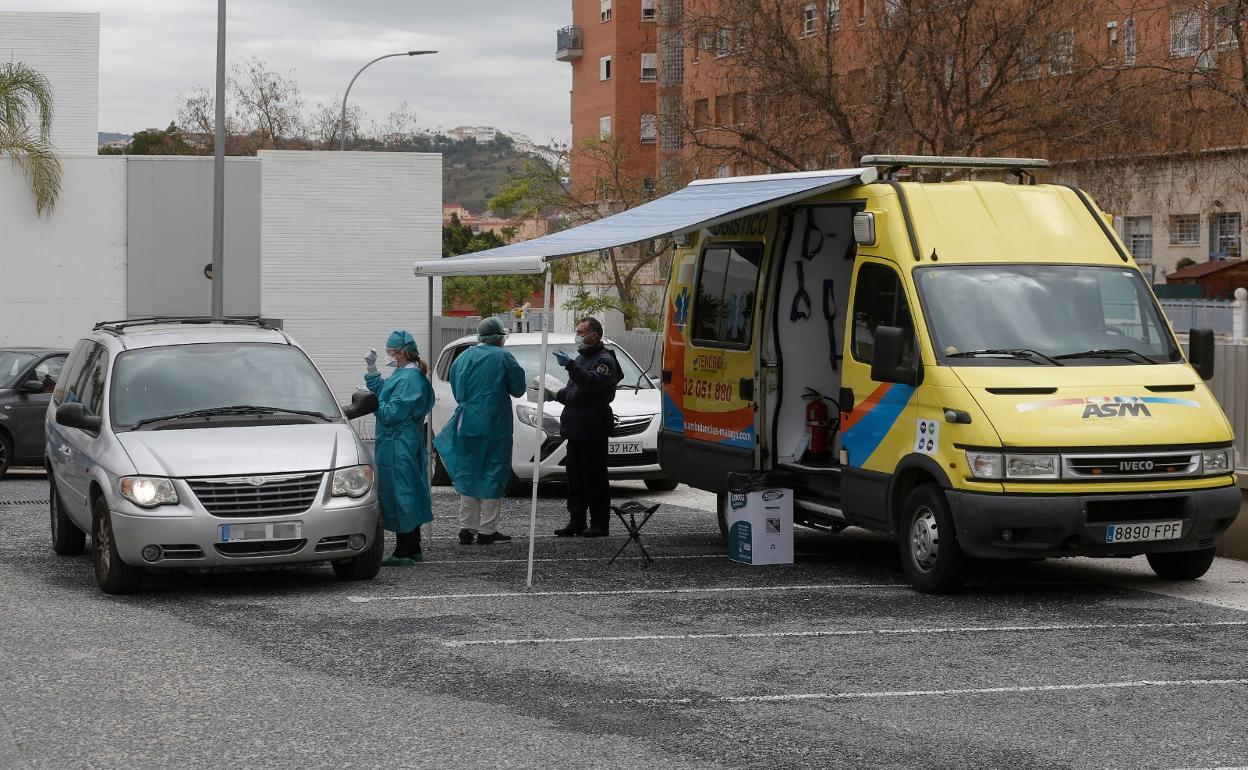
1119,459,1155,472
1083,401,1152,419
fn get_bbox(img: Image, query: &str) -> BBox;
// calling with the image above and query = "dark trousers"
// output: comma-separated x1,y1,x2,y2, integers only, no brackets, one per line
566,437,610,526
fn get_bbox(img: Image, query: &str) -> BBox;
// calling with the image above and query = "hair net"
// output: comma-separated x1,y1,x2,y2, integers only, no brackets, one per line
386,330,420,358
477,317,507,344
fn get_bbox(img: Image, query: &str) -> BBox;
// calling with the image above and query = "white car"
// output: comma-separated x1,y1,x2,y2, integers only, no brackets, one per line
430,333,676,494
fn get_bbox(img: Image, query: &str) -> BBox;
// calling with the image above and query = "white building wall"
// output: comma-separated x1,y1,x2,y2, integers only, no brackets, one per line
0,157,127,347
0,12,100,155
260,151,442,438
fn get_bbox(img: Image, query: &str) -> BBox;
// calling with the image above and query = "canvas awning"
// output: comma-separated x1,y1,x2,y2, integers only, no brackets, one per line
412,167,875,277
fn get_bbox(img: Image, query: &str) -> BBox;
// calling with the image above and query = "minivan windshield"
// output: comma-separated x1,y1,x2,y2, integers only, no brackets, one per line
915,264,1183,365
506,343,654,390
0,351,35,388
111,342,341,429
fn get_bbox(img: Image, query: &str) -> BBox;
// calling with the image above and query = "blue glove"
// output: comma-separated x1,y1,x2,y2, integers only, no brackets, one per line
553,350,571,367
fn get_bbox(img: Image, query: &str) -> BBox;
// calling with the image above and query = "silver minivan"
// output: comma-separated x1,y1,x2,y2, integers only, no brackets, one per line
45,318,383,593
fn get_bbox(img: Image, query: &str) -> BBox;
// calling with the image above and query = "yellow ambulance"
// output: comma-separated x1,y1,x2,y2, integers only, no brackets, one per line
658,155,1240,592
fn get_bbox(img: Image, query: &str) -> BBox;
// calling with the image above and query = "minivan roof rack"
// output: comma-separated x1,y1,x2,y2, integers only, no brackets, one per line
93,317,279,335
861,154,1049,184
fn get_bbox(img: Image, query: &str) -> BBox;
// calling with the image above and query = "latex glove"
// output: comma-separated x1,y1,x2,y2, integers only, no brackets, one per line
543,388,557,403
553,350,572,367
364,349,378,373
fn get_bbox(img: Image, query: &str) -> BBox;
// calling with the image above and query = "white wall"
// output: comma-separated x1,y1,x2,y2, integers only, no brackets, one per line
0,12,100,155
259,150,442,438
0,156,127,347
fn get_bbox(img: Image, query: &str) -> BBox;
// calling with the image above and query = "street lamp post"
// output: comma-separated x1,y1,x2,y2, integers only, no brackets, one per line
339,50,436,151
211,0,226,317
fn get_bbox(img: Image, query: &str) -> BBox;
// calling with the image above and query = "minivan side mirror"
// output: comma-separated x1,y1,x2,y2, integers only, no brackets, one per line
342,389,379,420
56,402,102,434
870,325,921,387
20,380,43,394
1189,327,1216,381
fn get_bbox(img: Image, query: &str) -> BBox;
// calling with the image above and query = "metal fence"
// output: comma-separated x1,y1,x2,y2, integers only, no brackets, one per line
1160,300,1238,336
1205,342,1248,468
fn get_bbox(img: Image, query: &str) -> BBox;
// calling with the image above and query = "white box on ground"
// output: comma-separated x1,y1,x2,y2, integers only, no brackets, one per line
727,487,794,565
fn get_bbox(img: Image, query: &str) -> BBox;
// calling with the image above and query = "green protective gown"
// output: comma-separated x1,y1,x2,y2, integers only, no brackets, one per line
434,344,527,499
365,365,435,533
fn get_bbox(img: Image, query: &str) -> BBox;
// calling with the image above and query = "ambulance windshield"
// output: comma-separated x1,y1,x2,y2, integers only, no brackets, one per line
914,264,1183,365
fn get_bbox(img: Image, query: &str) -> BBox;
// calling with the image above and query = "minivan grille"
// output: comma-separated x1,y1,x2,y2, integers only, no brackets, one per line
188,473,323,518
611,415,653,438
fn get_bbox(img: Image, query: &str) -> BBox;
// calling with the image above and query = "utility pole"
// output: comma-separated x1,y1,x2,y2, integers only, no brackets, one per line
211,0,226,317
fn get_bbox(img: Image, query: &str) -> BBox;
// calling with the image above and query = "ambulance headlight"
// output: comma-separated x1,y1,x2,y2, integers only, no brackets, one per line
964,451,1004,480
1201,447,1233,475
1005,454,1060,480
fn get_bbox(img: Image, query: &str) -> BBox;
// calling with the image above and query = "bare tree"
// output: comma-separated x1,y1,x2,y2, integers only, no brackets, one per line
228,57,305,151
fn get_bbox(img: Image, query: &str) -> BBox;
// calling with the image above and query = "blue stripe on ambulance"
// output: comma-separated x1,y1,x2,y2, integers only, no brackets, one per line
839,384,916,467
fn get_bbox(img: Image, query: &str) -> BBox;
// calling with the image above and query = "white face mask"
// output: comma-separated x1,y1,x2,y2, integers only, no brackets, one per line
574,334,587,349
385,355,399,368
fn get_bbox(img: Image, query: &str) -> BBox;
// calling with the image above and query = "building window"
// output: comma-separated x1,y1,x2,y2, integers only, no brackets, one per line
600,0,612,23
714,164,731,178
599,115,612,138
978,45,992,88
641,0,657,22
1049,30,1074,75
641,53,658,82
1125,216,1153,262
1170,214,1200,245
1214,4,1241,48
640,113,658,143
1211,212,1242,259
599,55,612,81
1124,17,1137,64
1107,20,1119,60
803,3,819,36
715,27,732,57
692,244,762,348
827,0,841,31
858,0,867,25
1017,40,1041,80
1170,8,1201,57
883,0,900,27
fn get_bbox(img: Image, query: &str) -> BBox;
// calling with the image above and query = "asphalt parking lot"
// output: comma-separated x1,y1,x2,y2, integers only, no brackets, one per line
2,468,1248,770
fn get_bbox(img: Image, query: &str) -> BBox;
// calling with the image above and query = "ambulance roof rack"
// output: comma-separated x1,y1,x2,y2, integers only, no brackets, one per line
860,155,1050,184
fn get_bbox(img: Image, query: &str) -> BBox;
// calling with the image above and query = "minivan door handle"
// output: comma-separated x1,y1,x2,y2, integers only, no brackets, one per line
739,378,755,401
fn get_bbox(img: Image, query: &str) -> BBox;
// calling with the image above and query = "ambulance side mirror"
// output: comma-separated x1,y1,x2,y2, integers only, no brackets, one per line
1189,328,1216,381
871,325,921,387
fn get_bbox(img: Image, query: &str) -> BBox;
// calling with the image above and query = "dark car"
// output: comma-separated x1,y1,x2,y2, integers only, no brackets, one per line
0,348,68,477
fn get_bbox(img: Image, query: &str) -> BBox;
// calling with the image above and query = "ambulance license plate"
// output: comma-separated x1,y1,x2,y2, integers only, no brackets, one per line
608,442,643,455
1105,521,1183,544
219,522,302,543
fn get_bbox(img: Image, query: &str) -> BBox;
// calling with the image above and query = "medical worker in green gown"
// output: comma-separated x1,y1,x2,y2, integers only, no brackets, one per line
364,330,434,565
434,318,527,545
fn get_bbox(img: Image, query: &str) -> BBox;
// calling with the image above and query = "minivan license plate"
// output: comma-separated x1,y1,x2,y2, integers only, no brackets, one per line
608,442,643,455
1105,521,1182,544
219,522,302,543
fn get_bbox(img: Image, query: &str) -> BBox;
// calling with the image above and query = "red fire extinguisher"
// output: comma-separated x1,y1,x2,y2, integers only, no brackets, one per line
804,388,830,462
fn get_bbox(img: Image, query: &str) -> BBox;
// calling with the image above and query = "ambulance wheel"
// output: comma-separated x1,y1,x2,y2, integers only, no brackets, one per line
431,452,451,486
898,484,966,594
716,493,729,547
1146,547,1216,581
644,477,679,492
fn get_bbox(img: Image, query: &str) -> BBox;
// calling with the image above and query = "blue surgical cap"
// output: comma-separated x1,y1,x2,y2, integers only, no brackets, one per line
386,330,420,358
477,317,507,343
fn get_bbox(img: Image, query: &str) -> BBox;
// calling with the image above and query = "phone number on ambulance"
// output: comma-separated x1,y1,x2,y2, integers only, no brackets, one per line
683,378,734,402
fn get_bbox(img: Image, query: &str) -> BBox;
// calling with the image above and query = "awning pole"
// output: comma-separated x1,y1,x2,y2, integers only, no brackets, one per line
526,266,554,588
427,274,435,549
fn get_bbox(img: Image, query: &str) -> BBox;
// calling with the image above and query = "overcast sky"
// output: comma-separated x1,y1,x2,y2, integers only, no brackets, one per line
2,1,572,142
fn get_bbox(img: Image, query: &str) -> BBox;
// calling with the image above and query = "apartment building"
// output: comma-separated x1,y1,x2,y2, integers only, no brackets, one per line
556,0,1248,282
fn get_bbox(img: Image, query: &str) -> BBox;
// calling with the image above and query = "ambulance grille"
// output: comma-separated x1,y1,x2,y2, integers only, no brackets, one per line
1063,451,1200,480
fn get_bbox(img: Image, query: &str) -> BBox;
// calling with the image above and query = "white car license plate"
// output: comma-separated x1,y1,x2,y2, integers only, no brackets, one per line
219,522,302,543
1105,520,1183,544
608,442,643,455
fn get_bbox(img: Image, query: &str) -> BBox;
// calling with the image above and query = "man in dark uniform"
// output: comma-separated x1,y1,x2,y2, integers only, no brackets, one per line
550,317,623,537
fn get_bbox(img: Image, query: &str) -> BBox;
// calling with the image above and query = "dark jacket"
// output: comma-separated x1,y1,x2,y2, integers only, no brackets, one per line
555,343,623,442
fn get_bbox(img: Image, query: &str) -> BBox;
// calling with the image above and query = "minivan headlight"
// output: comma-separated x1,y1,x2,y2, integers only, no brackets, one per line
332,465,374,498
1201,447,1233,475
119,476,178,508
516,404,561,436
1005,454,1060,480
965,451,1003,480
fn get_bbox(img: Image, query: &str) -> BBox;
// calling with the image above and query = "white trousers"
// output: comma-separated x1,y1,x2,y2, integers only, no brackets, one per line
458,496,502,534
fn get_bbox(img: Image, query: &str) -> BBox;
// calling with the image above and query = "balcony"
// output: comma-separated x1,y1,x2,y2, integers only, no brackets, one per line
556,26,583,62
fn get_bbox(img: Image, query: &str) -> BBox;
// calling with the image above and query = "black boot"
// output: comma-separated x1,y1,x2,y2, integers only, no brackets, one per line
581,519,610,538
458,528,475,545
555,519,586,537
477,531,513,545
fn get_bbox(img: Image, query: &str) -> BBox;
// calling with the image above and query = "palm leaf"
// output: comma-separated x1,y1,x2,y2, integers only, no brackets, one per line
0,62,56,141
1,129,63,216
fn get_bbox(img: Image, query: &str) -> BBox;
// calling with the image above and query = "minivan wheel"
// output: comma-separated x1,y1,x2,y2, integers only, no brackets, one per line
1146,547,1217,581
431,452,452,486
645,477,679,492
332,521,384,581
50,477,86,556
898,484,966,594
0,431,11,478
94,496,143,594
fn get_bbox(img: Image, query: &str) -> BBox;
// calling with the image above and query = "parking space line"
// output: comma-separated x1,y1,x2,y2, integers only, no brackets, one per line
595,678,1248,706
414,554,725,564
442,619,1248,647
346,583,907,603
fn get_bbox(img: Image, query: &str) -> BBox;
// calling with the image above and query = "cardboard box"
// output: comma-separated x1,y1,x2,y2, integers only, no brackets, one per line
727,487,794,565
